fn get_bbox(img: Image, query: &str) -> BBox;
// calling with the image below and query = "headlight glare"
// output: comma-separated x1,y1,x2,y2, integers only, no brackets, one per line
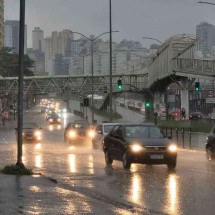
89,130,95,138
35,131,41,136
131,144,143,152
69,130,76,138
168,144,177,152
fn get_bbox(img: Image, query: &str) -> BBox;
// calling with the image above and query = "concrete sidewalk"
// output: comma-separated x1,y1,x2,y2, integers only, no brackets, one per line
0,173,103,215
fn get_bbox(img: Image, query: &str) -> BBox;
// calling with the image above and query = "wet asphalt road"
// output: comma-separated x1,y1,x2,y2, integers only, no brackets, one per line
0,108,215,215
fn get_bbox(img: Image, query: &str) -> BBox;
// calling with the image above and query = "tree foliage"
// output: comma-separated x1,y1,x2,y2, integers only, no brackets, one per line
0,47,34,77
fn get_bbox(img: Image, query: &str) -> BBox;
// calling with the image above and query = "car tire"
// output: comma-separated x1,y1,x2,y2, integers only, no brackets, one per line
122,152,131,170
206,146,214,161
105,149,113,165
167,158,177,170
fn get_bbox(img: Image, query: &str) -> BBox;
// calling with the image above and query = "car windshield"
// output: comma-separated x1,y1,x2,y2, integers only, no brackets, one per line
125,125,164,138
104,125,116,133
74,123,89,128
23,123,38,129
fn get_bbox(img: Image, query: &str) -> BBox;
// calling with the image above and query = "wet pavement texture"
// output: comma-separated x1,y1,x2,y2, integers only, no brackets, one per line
0,108,215,214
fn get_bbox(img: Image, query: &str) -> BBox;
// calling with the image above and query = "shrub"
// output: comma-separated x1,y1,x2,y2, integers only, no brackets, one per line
1,164,33,175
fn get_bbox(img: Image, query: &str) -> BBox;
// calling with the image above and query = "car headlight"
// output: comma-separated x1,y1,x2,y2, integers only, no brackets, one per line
168,144,177,153
89,130,95,138
69,130,76,138
35,131,42,137
130,144,143,152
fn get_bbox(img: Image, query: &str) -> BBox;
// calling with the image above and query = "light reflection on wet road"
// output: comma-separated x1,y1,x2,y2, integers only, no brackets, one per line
1,110,215,214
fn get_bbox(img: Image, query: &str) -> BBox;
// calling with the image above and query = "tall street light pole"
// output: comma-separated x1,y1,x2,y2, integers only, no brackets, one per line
142,36,164,45
17,0,25,167
73,31,119,124
109,0,113,122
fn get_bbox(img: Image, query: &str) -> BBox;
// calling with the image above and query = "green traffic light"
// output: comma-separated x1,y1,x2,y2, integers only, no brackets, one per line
118,85,122,90
145,102,150,108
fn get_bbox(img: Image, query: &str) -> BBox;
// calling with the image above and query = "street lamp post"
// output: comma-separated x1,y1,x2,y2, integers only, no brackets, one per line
73,31,118,124
109,0,113,122
142,36,164,45
17,0,25,168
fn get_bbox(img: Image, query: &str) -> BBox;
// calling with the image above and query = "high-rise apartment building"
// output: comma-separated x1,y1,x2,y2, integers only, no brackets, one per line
196,22,215,55
4,20,27,53
32,27,44,53
0,0,4,48
45,30,74,75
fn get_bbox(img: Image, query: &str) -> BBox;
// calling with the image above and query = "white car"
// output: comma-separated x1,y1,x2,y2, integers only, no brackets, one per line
92,122,119,149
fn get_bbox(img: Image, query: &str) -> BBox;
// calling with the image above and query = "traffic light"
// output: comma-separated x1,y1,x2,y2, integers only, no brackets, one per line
195,82,200,92
117,79,122,90
145,100,151,108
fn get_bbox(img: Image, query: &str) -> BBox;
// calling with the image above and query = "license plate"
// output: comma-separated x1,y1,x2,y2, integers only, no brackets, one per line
150,154,164,159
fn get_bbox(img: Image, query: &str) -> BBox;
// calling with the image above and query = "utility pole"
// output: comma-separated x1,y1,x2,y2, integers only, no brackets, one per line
16,0,25,168
109,0,113,122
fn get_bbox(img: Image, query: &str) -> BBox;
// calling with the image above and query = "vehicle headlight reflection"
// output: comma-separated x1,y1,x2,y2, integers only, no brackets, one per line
164,174,180,214
49,125,53,131
168,144,177,153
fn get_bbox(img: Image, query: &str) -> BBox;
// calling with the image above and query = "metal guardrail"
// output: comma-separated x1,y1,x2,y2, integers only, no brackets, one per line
173,58,215,76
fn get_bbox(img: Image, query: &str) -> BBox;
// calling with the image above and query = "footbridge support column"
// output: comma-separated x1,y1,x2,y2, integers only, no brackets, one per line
153,91,164,113
180,77,189,119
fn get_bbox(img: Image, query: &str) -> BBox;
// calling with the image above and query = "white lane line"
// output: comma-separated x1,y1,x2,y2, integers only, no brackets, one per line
188,168,215,175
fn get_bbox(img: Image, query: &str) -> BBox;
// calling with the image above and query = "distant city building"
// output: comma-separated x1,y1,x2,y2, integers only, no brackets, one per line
0,0,4,48
45,30,74,75
51,54,71,75
117,39,144,51
71,38,88,58
4,20,27,53
196,22,215,55
27,48,45,75
32,27,44,53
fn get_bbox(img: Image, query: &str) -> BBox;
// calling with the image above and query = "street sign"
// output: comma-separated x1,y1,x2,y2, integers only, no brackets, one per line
206,98,215,104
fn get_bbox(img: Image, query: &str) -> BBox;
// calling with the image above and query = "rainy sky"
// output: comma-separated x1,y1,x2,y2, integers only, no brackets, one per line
4,0,215,48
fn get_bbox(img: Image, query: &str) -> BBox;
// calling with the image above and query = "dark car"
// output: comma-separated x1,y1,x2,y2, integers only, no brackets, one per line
103,123,177,170
64,120,93,144
16,123,42,143
189,112,203,120
205,125,215,161
48,114,61,125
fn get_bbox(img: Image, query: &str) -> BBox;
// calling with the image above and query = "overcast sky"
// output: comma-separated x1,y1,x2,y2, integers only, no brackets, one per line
4,0,215,48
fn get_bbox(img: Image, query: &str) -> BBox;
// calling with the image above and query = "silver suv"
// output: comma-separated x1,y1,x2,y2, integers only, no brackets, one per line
92,122,119,149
